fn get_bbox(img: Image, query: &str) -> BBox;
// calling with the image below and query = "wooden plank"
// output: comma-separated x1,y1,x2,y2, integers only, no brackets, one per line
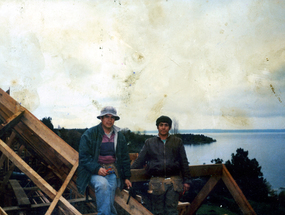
189,164,223,177
0,144,25,191
0,131,17,169
0,207,8,215
35,190,50,204
186,175,221,215
0,139,81,215
45,159,79,215
114,189,153,215
221,165,256,215
0,109,24,137
130,169,151,182
2,197,93,212
130,164,223,182
14,122,73,177
9,179,31,207
18,109,78,165
178,202,190,215
129,153,138,165
0,89,21,122
0,87,77,168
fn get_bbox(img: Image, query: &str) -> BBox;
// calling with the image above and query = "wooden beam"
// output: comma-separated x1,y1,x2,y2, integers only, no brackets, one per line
114,189,153,215
0,131,17,169
17,110,78,165
0,139,81,215
130,164,223,182
177,202,190,215
0,109,24,137
45,159,79,215
129,153,138,165
221,165,256,215
0,207,8,215
2,197,93,212
0,89,21,122
9,179,31,207
130,169,151,182
186,175,221,215
189,164,223,177
0,144,25,192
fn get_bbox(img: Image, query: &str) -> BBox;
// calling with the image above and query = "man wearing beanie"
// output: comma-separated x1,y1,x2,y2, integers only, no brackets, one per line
77,106,132,215
131,115,191,215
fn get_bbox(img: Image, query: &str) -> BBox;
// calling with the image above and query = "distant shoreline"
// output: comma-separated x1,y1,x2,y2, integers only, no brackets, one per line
144,129,285,134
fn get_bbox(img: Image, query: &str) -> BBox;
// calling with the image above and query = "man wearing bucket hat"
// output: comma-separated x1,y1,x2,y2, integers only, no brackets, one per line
77,106,132,215
131,115,191,215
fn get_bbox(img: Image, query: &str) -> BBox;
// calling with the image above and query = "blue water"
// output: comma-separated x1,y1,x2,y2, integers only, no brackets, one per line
184,132,285,191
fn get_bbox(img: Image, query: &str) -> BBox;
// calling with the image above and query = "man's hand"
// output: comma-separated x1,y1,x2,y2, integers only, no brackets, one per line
183,183,190,193
125,179,132,189
98,167,108,176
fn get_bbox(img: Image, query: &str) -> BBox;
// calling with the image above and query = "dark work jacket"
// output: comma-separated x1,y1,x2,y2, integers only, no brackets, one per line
76,123,131,194
131,135,191,184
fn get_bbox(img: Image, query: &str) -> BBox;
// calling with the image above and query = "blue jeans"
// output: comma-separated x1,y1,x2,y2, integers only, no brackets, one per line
90,174,118,215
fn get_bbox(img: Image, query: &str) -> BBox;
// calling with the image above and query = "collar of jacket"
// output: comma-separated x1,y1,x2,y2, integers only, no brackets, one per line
99,123,121,152
156,133,171,140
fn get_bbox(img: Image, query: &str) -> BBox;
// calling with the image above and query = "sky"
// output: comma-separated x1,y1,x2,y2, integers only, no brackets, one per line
0,0,285,131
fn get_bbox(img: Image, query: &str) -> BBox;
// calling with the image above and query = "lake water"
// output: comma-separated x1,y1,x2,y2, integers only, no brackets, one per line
184,131,285,191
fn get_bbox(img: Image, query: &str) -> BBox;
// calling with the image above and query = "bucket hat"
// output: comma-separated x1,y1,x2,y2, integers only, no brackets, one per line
97,106,120,120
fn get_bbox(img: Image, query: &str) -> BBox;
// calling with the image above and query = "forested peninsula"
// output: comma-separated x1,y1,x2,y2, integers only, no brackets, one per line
53,127,216,153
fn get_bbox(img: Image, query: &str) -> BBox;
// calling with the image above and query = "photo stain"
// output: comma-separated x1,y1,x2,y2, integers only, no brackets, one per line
147,95,168,122
11,80,18,85
122,70,143,104
270,84,276,94
221,108,250,127
270,84,282,103
13,89,40,112
92,100,101,109
132,52,145,63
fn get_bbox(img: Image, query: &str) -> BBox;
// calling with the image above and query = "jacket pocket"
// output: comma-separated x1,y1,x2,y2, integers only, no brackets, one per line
149,177,165,195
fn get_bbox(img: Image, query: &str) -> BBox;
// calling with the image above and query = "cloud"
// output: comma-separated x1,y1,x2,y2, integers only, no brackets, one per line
1,0,285,130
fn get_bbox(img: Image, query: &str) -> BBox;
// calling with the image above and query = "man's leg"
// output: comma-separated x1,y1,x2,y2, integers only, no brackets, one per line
151,194,165,215
107,174,118,215
90,174,117,215
164,184,180,215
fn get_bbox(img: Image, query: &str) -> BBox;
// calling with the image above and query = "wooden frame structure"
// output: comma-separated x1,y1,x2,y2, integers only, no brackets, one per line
0,88,153,214
0,88,81,214
130,160,257,215
0,88,256,214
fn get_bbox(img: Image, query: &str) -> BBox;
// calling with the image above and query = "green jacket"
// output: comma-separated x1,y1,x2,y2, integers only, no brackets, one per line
76,123,131,194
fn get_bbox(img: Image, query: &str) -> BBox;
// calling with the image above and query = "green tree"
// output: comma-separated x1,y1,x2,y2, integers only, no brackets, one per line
225,148,270,202
41,117,54,131
211,158,223,164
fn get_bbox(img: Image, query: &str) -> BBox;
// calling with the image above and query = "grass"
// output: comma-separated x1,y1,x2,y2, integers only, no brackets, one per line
196,204,239,215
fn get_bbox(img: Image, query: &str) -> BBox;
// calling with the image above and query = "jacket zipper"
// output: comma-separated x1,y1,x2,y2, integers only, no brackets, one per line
164,140,166,177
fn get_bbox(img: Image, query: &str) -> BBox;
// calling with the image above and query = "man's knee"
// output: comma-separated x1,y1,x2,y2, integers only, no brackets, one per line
90,175,109,191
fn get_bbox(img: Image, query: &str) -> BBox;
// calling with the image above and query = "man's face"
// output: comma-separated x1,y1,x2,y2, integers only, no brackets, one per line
101,114,115,130
158,122,170,136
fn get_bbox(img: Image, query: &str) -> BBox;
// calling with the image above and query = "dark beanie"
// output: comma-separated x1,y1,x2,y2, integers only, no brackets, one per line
156,115,172,128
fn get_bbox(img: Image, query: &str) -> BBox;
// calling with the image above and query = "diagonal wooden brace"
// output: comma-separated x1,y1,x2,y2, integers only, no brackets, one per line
187,175,221,215
0,131,17,169
0,139,81,215
0,110,25,137
45,159,79,215
222,164,256,215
